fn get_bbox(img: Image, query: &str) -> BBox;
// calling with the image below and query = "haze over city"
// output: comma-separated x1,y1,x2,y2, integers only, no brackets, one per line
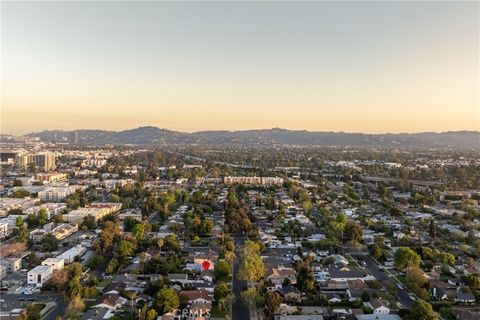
1,1,479,135
2,2,480,320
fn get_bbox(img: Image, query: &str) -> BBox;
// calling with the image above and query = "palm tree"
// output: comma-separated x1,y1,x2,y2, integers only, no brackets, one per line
127,291,137,319
193,216,201,236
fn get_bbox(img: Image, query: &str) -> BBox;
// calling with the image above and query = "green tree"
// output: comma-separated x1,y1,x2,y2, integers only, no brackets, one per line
65,276,82,300
394,247,421,271
369,243,384,260
297,257,316,293
67,263,83,279
116,238,137,258
133,223,145,241
41,234,59,252
146,309,158,320
12,189,30,198
214,261,231,282
37,208,49,226
29,252,40,265
24,303,41,320
302,200,313,215
80,215,97,230
410,299,438,320
65,296,85,319
214,282,230,301
345,222,363,244
93,221,120,254
53,215,64,223
237,251,265,284
110,194,121,203
106,257,120,274
85,254,104,270
16,216,24,227
154,288,180,314
241,287,260,309
463,274,480,290
264,291,281,320
429,219,436,238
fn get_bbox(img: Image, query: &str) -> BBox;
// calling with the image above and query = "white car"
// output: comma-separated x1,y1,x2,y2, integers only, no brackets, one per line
409,294,417,301
397,284,404,290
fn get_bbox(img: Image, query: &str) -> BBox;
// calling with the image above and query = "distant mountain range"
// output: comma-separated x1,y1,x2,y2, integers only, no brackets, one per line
5,127,480,148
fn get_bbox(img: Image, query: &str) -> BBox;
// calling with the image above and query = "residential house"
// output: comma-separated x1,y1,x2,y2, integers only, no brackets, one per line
267,266,297,290
282,285,301,303
91,293,128,311
27,265,53,287
455,292,476,305
179,289,213,306
366,299,390,314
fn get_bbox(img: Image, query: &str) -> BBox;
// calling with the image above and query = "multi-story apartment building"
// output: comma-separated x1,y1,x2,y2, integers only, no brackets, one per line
38,187,75,202
16,152,56,171
224,176,284,186
34,172,68,182
42,258,65,271
27,265,53,287
81,159,107,168
0,222,9,239
63,207,110,224
56,245,86,264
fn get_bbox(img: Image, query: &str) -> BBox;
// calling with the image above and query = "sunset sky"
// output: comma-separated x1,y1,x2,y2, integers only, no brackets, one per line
1,1,479,135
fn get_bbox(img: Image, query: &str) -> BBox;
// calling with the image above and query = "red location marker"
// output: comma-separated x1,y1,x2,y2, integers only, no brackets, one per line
202,260,210,271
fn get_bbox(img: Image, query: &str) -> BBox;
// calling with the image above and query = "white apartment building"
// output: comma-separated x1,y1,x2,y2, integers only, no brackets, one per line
27,265,53,287
56,245,86,264
0,222,9,239
224,176,284,186
224,176,262,185
42,258,65,271
38,187,75,202
81,159,107,168
0,257,22,273
30,223,78,243
63,208,110,224
261,177,285,186
86,202,122,215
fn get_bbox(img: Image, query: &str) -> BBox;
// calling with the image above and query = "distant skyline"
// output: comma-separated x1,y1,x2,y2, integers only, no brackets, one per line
1,1,479,136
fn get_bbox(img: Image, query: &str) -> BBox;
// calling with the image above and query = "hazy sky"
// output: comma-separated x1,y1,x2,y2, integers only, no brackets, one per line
1,1,479,135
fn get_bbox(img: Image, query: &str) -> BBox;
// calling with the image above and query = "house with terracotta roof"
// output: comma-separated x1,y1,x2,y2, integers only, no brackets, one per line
266,266,297,290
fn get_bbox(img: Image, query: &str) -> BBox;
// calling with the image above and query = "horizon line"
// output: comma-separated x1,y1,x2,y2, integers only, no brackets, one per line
3,126,480,137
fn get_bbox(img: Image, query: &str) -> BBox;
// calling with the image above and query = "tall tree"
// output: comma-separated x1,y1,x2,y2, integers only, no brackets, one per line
410,299,438,320
394,247,421,271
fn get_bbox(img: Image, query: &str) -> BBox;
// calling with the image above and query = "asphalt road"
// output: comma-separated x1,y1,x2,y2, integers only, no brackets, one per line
355,254,414,309
232,236,250,320
43,295,66,320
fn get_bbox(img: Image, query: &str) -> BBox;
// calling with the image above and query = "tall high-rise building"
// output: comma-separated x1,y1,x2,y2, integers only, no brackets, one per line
69,131,79,144
16,152,56,172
